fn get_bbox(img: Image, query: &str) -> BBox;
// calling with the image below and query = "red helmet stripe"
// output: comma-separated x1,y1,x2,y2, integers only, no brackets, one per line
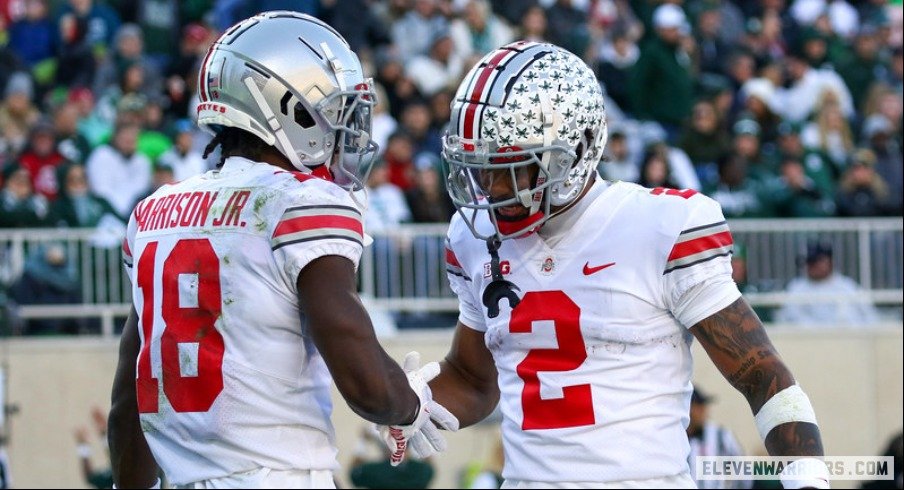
461,48,513,139
197,44,216,102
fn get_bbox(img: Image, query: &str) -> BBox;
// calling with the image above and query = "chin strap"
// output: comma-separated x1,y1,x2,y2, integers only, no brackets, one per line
481,237,521,318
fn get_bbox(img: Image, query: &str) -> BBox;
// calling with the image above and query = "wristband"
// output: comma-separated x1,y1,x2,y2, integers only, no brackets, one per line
755,385,818,440
780,458,830,489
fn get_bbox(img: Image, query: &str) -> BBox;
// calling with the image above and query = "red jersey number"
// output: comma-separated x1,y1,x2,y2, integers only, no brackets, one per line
510,291,595,430
136,238,225,413
650,187,698,199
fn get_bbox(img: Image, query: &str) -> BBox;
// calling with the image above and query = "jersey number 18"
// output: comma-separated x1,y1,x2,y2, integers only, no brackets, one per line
136,238,225,413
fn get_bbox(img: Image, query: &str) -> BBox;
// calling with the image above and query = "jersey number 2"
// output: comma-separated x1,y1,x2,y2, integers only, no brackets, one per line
136,239,225,413
510,291,595,430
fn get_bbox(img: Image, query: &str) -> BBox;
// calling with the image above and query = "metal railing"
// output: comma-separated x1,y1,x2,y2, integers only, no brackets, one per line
2,218,902,337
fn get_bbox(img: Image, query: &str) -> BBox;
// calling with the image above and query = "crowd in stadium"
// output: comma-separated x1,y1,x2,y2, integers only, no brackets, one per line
0,0,902,333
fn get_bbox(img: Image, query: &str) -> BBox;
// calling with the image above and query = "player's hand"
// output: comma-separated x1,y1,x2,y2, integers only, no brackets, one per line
378,351,459,466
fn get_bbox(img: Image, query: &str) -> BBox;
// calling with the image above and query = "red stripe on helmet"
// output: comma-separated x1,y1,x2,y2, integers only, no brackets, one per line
462,48,511,139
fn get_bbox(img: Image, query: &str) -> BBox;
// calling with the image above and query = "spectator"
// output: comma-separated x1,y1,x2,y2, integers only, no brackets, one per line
637,145,679,189
517,5,547,43
144,162,175,198
775,47,854,123
124,95,173,166
449,0,513,64
835,148,895,217
66,87,107,149
348,426,435,489
726,49,758,94
365,159,412,234
73,406,114,488
775,240,881,327
838,24,887,112
57,0,121,51
17,121,64,201
768,120,837,196
730,117,775,185
545,0,590,57
629,4,695,138
163,22,210,119
48,162,119,228
679,99,732,188
861,114,903,215
428,89,453,136
0,72,40,159
686,386,748,490
771,156,837,217
390,0,448,63
0,164,50,228
374,48,422,121
594,26,639,113
92,23,163,101
640,123,702,191
321,0,390,55
84,121,151,219
406,154,455,223
52,98,91,164
599,125,638,183
135,0,180,72
94,63,149,130
405,30,464,98
887,46,903,94
9,242,81,334
693,3,732,76
382,131,417,192
800,93,854,169
706,153,771,218
54,7,97,88
156,119,206,181
212,0,318,32
490,0,537,28
739,78,781,143
399,100,442,159
6,0,57,70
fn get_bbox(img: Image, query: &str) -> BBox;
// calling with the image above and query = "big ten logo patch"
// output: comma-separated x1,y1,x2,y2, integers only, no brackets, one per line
483,260,511,278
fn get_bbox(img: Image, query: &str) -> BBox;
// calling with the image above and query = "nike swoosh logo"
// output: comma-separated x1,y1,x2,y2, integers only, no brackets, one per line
583,261,616,275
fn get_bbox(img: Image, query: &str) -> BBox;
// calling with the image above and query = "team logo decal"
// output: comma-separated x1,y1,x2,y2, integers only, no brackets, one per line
540,256,556,275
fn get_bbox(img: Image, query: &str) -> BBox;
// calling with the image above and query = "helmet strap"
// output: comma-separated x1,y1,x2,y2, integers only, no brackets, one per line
481,237,521,318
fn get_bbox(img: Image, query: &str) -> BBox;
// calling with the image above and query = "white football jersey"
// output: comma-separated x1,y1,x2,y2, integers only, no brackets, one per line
122,157,365,485
445,179,741,483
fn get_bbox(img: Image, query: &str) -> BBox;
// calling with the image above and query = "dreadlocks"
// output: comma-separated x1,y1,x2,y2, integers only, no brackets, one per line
203,127,276,167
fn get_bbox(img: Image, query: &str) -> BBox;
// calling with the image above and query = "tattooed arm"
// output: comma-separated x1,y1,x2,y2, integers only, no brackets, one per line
690,297,824,457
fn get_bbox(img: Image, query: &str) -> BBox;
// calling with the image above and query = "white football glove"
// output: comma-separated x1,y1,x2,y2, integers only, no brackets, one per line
379,351,459,466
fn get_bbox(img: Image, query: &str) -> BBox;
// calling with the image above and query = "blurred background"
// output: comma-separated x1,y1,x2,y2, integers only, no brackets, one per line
0,0,901,488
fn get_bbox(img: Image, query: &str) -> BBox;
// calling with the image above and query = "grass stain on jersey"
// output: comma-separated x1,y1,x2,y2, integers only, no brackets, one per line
253,194,271,213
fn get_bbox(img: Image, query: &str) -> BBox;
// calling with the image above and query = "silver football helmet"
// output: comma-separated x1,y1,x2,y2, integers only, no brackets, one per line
443,41,608,240
196,11,377,190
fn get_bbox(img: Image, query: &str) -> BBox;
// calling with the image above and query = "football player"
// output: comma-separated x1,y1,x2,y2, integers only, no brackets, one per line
108,12,457,489
382,41,828,489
